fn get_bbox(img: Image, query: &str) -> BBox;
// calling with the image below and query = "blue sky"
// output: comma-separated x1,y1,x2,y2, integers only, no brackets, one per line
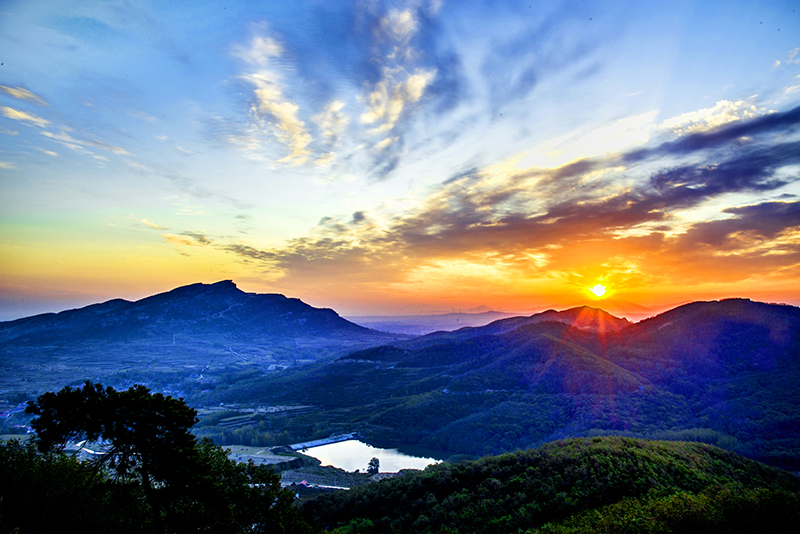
1,0,799,320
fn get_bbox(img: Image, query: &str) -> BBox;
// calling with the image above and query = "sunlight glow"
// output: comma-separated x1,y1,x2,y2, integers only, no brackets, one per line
590,285,606,297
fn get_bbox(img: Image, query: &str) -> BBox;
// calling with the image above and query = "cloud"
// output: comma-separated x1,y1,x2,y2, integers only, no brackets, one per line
181,231,210,245
0,85,47,105
234,34,314,164
784,84,800,96
479,1,598,112
35,147,58,157
517,111,658,169
138,218,167,230
312,100,349,146
129,110,158,122
361,67,436,137
212,102,800,294
660,100,769,135
41,129,86,152
379,9,418,45
162,234,205,248
0,106,49,127
677,201,800,250
39,127,130,156
220,243,277,263
0,161,17,169
86,138,130,155
625,104,800,162
359,7,436,140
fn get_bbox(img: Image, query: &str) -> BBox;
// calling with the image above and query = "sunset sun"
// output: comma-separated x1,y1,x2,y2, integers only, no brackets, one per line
590,284,606,298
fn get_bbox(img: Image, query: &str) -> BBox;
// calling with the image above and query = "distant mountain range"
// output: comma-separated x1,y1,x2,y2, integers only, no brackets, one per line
252,298,800,469
2,283,799,470
346,310,520,336
0,281,403,400
0,280,369,343
347,299,672,336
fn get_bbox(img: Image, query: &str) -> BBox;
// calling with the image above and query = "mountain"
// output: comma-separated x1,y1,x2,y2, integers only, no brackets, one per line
399,305,631,347
564,298,665,322
0,280,368,343
302,436,800,534
352,306,630,339
4,289,800,471
346,310,519,336
0,281,403,401
237,299,800,469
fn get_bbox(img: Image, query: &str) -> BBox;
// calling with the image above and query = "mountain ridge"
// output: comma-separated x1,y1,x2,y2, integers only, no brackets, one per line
3,283,799,470
0,281,404,400
0,280,370,343
248,298,800,467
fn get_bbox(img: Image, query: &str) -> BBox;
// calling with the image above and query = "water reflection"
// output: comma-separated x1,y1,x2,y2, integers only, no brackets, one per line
303,439,442,472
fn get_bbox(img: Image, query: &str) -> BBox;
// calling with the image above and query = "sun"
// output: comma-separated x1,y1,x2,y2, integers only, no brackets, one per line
590,284,606,297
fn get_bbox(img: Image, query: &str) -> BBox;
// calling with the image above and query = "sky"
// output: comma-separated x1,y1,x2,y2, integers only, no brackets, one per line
1,0,800,321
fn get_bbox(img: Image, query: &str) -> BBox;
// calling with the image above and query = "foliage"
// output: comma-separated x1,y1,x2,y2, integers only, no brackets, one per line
205,299,800,470
367,457,380,474
531,484,800,533
301,437,800,534
20,382,316,534
0,439,147,533
26,381,200,487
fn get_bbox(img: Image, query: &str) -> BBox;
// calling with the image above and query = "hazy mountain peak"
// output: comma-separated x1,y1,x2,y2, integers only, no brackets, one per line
0,281,372,343
536,306,632,331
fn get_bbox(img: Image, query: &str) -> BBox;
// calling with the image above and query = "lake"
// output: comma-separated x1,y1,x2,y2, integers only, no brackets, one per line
303,439,444,472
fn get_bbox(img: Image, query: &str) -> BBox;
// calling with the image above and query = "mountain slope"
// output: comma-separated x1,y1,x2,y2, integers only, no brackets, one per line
401,306,630,348
0,281,402,401
241,299,800,467
0,280,370,343
301,436,800,534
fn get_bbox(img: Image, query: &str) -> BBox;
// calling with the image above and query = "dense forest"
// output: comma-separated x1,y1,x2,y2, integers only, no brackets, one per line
3,295,800,532
302,436,800,533
4,433,799,533
4,383,800,533
186,300,800,470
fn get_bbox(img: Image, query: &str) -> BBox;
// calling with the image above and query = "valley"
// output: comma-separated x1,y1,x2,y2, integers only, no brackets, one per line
2,282,799,475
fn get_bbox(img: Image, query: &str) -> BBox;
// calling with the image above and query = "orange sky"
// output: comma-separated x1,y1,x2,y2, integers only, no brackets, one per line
1,1,800,321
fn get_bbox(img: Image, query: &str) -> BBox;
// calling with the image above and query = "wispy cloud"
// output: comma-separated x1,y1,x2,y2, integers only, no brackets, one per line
360,67,436,137
0,85,48,105
211,103,800,292
234,34,313,164
313,100,349,146
137,218,168,230
162,233,205,248
86,138,130,155
660,99,769,135
40,127,130,156
35,147,58,157
1,106,49,127
357,6,437,176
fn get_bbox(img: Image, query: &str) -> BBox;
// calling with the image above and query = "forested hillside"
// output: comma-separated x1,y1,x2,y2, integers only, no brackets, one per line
206,299,800,469
302,436,800,534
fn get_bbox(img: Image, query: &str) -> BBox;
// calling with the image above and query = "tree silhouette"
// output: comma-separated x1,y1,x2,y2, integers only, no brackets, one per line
367,457,380,474
26,382,205,529
28,383,197,478
25,381,315,534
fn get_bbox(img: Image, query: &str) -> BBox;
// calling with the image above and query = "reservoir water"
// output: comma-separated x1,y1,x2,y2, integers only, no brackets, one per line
303,439,443,472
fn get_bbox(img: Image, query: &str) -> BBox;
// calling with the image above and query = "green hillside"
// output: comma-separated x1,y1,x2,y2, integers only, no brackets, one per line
301,437,800,534
194,299,800,468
